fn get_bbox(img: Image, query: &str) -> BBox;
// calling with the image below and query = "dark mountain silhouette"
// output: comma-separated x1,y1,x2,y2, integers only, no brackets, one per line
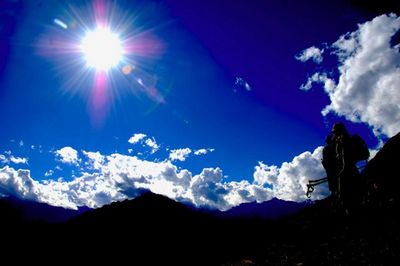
362,132,400,201
0,196,90,223
64,191,236,265
1,131,400,265
68,190,214,227
222,197,309,220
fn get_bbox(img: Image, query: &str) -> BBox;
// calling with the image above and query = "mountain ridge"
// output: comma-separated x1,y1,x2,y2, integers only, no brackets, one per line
0,195,90,223
221,197,310,220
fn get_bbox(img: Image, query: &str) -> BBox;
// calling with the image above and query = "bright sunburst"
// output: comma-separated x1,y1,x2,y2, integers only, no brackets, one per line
36,0,168,126
81,27,123,71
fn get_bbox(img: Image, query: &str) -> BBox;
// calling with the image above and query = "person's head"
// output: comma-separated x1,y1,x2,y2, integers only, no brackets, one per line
331,122,348,137
325,134,334,145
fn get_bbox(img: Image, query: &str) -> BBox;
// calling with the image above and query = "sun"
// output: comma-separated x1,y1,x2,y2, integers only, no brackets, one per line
81,27,123,71
40,1,168,125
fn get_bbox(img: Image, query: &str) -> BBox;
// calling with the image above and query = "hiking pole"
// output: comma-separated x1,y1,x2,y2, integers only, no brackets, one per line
306,177,328,198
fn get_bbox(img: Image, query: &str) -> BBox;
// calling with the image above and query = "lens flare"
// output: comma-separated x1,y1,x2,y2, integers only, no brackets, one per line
122,64,134,75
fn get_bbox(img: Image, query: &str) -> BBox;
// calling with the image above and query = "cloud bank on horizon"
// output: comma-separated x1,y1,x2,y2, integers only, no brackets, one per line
0,138,326,210
1,14,399,210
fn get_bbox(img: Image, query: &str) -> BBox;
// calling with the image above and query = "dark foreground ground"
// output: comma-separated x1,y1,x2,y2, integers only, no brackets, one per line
1,192,400,266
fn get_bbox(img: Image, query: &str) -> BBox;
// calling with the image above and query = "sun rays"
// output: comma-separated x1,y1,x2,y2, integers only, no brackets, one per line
36,0,169,126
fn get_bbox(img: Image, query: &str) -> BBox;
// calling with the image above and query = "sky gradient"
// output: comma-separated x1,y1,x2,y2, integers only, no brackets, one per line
0,0,399,210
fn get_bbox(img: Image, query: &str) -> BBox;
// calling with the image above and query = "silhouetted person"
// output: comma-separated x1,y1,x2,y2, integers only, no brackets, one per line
322,134,339,199
331,122,369,212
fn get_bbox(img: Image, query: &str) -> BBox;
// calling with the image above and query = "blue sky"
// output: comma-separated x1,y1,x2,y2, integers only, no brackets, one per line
1,0,399,210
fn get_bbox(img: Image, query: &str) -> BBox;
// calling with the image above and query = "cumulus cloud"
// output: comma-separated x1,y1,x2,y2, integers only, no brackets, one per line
187,168,274,210
0,140,326,209
144,138,159,153
128,133,160,154
128,133,147,144
299,14,400,137
194,148,215,156
295,46,324,64
169,148,192,162
0,166,40,201
83,151,105,170
189,168,226,207
300,72,336,92
55,147,79,165
254,147,327,201
0,164,125,209
224,180,272,207
253,163,279,186
0,148,276,211
274,147,327,201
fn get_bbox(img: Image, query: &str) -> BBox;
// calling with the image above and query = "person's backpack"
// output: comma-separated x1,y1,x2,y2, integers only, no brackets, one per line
350,134,370,162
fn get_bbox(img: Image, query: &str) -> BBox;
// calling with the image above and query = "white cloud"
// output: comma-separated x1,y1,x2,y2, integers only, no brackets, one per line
0,166,40,201
83,151,105,170
45,170,54,177
169,148,192,162
144,138,159,153
10,156,28,164
55,146,79,165
224,180,272,207
0,165,121,210
187,168,273,210
0,143,328,210
0,154,8,164
299,14,400,137
253,162,279,186
19,140,24,147
194,148,215,156
274,147,327,201
235,77,252,91
295,46,324,64
188,167,228,209
0,150,273,211
128,133,147,144
300,72,336,92
0,153,28,165
254,147,327,201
